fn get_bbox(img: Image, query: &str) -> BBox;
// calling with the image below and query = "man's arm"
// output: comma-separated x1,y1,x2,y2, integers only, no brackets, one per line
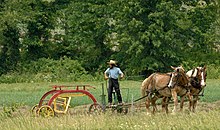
104,73,109,80
118,68,124,79
104,68,109,80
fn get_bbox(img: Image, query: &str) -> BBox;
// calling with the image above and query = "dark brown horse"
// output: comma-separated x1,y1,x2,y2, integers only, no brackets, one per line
186,66,207,112
141,66,189,114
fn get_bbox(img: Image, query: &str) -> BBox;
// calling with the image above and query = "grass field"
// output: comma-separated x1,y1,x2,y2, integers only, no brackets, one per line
0,79,220,129
0,79,219,106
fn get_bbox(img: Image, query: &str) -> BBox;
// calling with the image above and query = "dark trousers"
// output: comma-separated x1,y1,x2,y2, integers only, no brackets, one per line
108,78,122,103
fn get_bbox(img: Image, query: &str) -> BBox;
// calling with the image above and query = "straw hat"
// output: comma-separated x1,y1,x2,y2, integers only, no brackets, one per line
107,60,117,66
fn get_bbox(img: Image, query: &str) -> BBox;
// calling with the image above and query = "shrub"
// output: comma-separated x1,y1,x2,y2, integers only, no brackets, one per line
0,57,95,83
207,64,220,79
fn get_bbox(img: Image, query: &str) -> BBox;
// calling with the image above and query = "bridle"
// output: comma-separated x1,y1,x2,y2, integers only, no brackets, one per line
189,67,206,89
168,68,188,88
188,67,207,96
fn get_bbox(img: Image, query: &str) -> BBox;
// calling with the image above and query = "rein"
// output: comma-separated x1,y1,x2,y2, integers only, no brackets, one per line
192,88,205,96
133,87,167,102
171,72,189,89
198,88,205,96
133,95,148,102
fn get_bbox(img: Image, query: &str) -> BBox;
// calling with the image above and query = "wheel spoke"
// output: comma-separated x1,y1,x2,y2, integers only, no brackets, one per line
37,105,54,117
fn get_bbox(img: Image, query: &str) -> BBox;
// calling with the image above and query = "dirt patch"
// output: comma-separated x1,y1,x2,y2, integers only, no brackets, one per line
196,100,220,112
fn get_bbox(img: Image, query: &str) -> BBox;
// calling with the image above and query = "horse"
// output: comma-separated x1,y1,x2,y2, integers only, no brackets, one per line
186,66,207,112
141,66,189,114
161,66,207,113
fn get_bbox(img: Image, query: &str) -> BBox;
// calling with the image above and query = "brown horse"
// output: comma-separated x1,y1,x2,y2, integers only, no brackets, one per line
186,66,207,112
162,66,207,112
141,66,189,114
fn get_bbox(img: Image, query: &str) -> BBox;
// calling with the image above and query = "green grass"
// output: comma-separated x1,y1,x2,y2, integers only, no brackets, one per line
0,79,219,106
200,79,220,102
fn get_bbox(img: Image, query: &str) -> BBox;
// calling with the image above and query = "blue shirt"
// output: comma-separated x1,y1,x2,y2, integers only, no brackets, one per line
105,67,123,79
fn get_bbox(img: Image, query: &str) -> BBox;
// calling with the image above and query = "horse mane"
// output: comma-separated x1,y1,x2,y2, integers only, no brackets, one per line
179,70,189,86
155,72,171,76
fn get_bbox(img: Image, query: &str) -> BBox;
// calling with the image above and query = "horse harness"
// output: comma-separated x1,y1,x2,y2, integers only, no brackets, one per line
146,72,189,99
138,69,205,102
189,77,205,96
191,68,206,96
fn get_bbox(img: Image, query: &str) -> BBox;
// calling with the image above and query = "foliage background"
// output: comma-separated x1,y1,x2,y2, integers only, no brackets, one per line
0,0,219,82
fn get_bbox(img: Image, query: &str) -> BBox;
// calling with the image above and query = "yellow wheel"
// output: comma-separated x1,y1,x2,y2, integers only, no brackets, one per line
37,105,55,117
31,104,39,116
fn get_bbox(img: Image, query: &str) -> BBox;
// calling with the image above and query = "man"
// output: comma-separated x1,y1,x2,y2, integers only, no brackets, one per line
104,60,124,106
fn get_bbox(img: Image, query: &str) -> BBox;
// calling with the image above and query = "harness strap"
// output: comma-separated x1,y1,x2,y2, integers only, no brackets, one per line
200,88,205,96
189,69,205,97
192,88,205,96
149,85,168,95
133,95,148,102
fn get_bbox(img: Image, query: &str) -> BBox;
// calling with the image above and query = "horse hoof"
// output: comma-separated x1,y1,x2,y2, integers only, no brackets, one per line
178,110,183,112
171,112,176,115
172,110,177,114
146,112,151,116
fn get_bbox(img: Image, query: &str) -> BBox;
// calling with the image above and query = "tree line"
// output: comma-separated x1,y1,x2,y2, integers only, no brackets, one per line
0,0,219,80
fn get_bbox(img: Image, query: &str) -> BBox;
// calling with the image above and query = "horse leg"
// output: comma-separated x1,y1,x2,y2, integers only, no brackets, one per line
151,96,158,114
145,97,151,114
162,97,169,114
192,96,199,112
166,97,171,113
162,97,166,112
179,95,186,112
171,89,178,113
162,97,167,113
187,94,193,111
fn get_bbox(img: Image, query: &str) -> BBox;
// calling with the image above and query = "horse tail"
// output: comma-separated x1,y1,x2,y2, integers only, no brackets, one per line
141,73,155,102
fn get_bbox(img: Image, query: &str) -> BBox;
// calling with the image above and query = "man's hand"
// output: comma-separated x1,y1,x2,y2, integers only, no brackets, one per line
120,73,124,79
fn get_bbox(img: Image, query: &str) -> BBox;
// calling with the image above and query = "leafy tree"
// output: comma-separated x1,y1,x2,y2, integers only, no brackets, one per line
62,0,112,71
104,0,219,75
0,0,219,79
22,0,56,60
0,23,20,74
